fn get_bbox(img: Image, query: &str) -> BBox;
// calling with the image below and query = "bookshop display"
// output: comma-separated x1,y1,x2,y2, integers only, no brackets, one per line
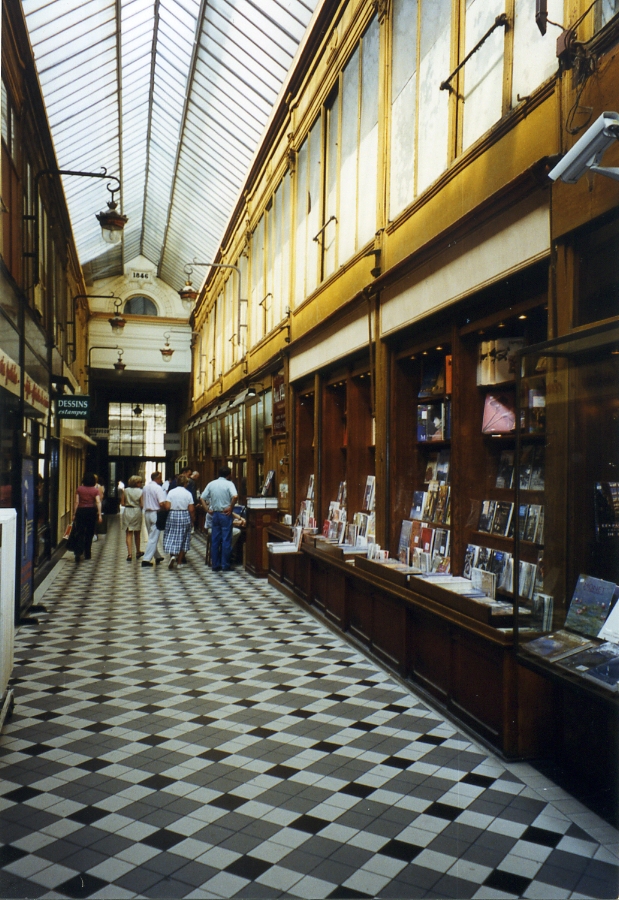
512,322,619,698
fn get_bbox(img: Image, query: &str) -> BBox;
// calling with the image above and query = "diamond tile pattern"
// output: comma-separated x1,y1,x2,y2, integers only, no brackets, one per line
1,520,617,899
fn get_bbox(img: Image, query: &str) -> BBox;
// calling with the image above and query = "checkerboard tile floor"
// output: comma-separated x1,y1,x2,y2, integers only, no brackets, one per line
1,520,618,900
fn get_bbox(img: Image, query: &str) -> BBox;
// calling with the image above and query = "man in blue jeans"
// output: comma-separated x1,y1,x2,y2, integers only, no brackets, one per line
200,466,238,571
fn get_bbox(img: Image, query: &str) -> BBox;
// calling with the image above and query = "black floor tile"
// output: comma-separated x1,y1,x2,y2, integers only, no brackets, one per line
484,868,531,896
141,828,186,851
57,873,109,899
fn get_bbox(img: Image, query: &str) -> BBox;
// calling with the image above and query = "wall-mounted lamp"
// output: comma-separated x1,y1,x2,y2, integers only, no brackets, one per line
246,383,264,399
109,298,127,333
86,344,123,388
178,264,199,312
160,332,174,363
133,404,143,417
114,349,126,374
26,169,126,284
97,182,128,244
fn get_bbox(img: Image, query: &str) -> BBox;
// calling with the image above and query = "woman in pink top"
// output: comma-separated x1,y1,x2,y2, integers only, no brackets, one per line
67,473,102,562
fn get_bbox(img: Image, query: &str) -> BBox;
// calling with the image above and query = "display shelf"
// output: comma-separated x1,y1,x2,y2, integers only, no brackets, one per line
512,320,619,822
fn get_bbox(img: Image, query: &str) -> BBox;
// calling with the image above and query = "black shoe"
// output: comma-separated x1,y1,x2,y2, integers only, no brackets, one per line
74,555,81,563
136,552,144,559
155,558,163,565
212,566,221,572
126,556,132,562
141,560,153,568
84,553,91,560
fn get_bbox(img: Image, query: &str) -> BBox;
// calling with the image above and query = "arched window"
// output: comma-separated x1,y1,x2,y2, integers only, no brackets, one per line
124,296,158,316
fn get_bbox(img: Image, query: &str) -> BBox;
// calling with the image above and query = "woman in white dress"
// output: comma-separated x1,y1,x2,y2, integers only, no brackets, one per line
121,475,144,561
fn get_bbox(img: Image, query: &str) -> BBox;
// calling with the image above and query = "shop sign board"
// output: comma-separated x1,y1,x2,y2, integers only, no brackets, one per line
164,433,181,451
57,396,90,419
0,348,20,399
24,374,50,416
272,373,286,434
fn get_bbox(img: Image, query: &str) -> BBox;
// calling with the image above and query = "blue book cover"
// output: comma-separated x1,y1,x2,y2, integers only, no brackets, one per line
583,657,619,691
564,574,617,638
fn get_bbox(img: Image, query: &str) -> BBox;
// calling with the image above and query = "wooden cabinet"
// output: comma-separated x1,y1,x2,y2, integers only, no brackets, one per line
267,541,551,758
245,508,277,577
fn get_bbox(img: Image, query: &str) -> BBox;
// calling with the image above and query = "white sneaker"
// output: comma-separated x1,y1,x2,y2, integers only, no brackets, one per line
168,556,176,569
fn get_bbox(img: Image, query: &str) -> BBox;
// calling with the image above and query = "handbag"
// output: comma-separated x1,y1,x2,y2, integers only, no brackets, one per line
156,508,169,530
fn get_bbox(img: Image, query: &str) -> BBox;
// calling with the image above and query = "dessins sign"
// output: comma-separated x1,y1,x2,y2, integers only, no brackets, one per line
57,396,90,419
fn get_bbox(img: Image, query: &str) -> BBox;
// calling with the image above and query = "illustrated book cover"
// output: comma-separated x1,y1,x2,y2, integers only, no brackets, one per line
565,574,617,638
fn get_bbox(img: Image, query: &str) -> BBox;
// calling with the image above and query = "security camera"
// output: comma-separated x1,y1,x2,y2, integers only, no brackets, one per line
548,111,619,184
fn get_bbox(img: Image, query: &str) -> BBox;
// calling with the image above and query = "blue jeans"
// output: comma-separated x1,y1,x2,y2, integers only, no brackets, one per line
211,511,233,569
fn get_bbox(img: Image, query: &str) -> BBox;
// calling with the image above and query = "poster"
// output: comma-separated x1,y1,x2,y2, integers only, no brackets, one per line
272,373,286,434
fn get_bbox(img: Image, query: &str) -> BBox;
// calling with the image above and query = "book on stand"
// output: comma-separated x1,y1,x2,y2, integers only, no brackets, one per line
495,451,514,489
564,574,617,638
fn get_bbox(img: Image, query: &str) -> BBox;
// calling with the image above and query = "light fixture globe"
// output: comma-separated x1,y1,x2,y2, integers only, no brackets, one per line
108,298,126,333
133,404,142,417
179,280,198,312
97,197,128,244
160,332,174,363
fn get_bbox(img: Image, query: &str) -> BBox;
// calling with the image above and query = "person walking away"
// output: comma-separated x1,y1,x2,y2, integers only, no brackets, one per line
67,473,102,562
201,466,237,572
122,475,144,561
163,474,194,568
92,474,105,541
141,471,167,567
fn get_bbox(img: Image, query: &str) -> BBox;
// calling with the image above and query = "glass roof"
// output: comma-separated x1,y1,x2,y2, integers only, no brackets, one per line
22,0,319,289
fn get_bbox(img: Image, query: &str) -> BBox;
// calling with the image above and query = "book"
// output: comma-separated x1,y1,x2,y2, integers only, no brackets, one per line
434,485,450,525
594,482,619,539
490,550,511,586
424,453,439,483
598,587,619,643
306,475,315,499
522,630,595,662
418,359,445,398
491,501,514,536
519,445,534,491
476,546,492,571
410,519,423,551
463,544,480,579
482,392,516,434
423,481,440,522
523,504,542,543
494,337,524,383
515,503,528,540
336,480,347,505
565,574,617,638
398,520,413,565
529,447,545,491
478,500,496,533
410,491,426,520
558,642,619,676
518,560,537,599
582,657,619,691
436,449,451,483
418,403,444,441
443,400,452,439
445,354,452,394
433,527,450,559
532,592,554,631
261,470,275,496
420,525,436,555
500,557,514,592
363,476,375,511
495,451,514,489
528,387,546,433
471,567,496,599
